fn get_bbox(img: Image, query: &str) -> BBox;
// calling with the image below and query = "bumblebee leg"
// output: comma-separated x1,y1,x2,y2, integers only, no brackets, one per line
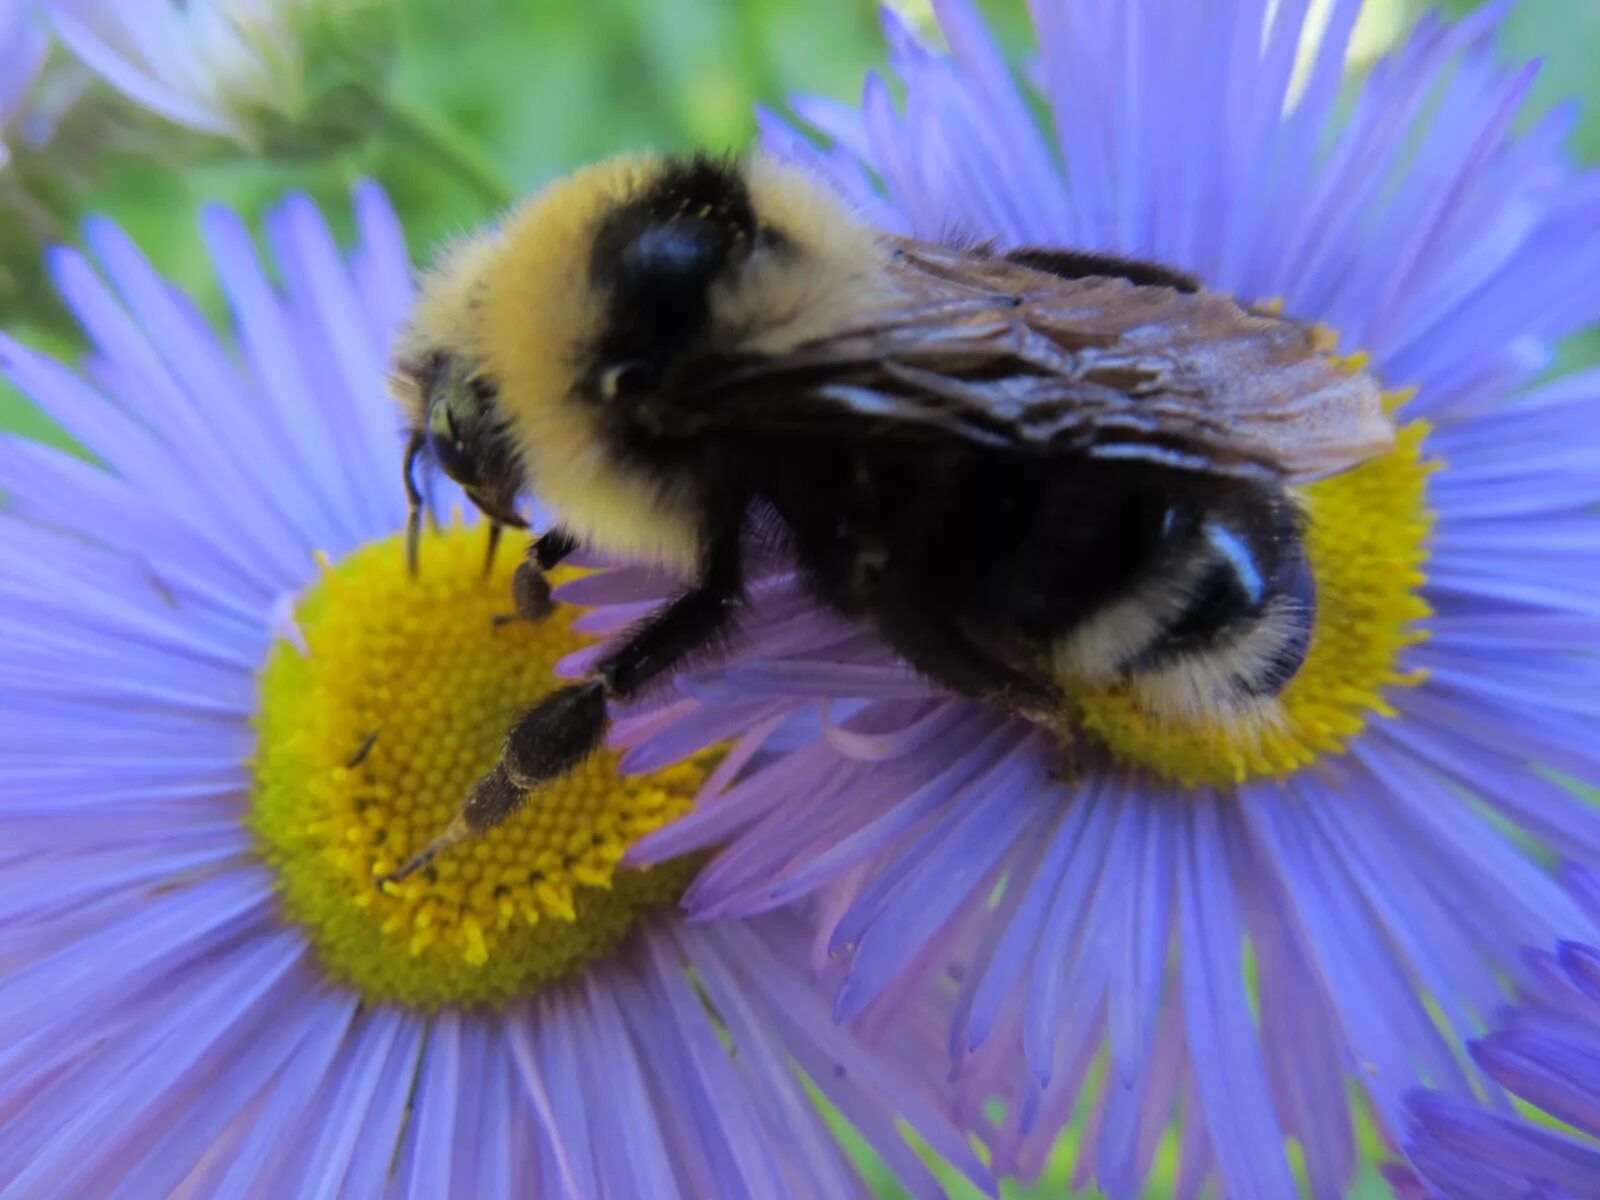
494,526,579,626
873,589,1060,723
379,766,519,884
533,526,580,572
585,532,742,698
482,521,504,578
501,680,609,784
503,559,554,623
386,527,743,885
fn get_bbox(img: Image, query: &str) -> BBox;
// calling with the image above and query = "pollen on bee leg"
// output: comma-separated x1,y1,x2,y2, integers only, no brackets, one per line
250,521,713,1007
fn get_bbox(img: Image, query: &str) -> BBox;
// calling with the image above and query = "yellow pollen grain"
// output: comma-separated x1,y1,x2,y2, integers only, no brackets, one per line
251,524,707,1008
1070,413,1435,788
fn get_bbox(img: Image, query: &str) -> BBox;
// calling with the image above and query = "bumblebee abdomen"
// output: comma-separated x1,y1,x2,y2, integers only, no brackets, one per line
1050,491,1315,720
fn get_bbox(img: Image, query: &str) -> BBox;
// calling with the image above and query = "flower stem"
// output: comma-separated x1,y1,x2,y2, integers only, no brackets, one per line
374,96,513,211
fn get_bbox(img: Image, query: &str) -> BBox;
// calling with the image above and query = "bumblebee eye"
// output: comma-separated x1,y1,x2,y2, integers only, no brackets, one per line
599,361,657,401
425,396,478,487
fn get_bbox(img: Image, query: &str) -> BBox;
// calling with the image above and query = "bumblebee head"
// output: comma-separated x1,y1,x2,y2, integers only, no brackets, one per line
391,230,529,572
392,151,887,570
402,352,525,520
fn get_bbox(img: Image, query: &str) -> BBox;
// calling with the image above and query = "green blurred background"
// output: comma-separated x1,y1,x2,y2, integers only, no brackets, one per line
2,0,1597,1194
9,0,1599,345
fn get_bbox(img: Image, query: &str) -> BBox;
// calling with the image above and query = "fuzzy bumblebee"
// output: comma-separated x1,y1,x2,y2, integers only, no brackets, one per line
387,152,1392,879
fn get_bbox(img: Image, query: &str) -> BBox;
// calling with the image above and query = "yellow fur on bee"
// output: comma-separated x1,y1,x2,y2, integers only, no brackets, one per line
389,227,505,423
474,154,887,573
477,156,702,569
718,157,890,354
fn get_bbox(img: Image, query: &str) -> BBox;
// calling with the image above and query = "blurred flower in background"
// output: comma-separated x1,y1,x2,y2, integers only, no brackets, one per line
0,0,409,332
48,0,398,158
0,0,50,170
1393,866,1600,1199
0,187,988,1199
0,1,67,327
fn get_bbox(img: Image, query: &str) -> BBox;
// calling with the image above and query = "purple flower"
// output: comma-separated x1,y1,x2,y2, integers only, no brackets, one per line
1394,865,1600,1200
592,3,1600,1197
0,187,991,1198
46,0,394,155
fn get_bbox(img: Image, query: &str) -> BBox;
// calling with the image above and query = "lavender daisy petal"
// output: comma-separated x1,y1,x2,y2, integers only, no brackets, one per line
1399,877,1600,1198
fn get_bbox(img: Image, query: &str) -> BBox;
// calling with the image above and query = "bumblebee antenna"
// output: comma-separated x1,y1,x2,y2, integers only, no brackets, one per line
402,430,425,577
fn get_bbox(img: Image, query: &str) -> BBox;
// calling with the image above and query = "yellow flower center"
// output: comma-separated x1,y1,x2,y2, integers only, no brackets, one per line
1071,414,1435,788
251,525,706,1008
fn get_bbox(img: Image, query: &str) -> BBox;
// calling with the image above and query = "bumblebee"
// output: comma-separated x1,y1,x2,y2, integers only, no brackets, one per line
387,153,1392,879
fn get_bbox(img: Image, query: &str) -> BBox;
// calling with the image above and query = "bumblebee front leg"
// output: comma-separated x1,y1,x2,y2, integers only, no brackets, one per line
497,525,579,624
385,529,743,884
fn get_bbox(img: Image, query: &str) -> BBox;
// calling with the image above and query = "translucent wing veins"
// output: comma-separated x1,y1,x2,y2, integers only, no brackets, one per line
669,238,1394,484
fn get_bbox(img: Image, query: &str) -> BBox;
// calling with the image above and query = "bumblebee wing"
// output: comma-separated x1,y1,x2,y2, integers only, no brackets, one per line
675,241,1394,484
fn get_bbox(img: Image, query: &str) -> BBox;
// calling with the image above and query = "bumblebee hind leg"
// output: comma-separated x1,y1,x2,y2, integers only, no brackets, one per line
377,684,608,886
384,524,743,886
870,582,1061,724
